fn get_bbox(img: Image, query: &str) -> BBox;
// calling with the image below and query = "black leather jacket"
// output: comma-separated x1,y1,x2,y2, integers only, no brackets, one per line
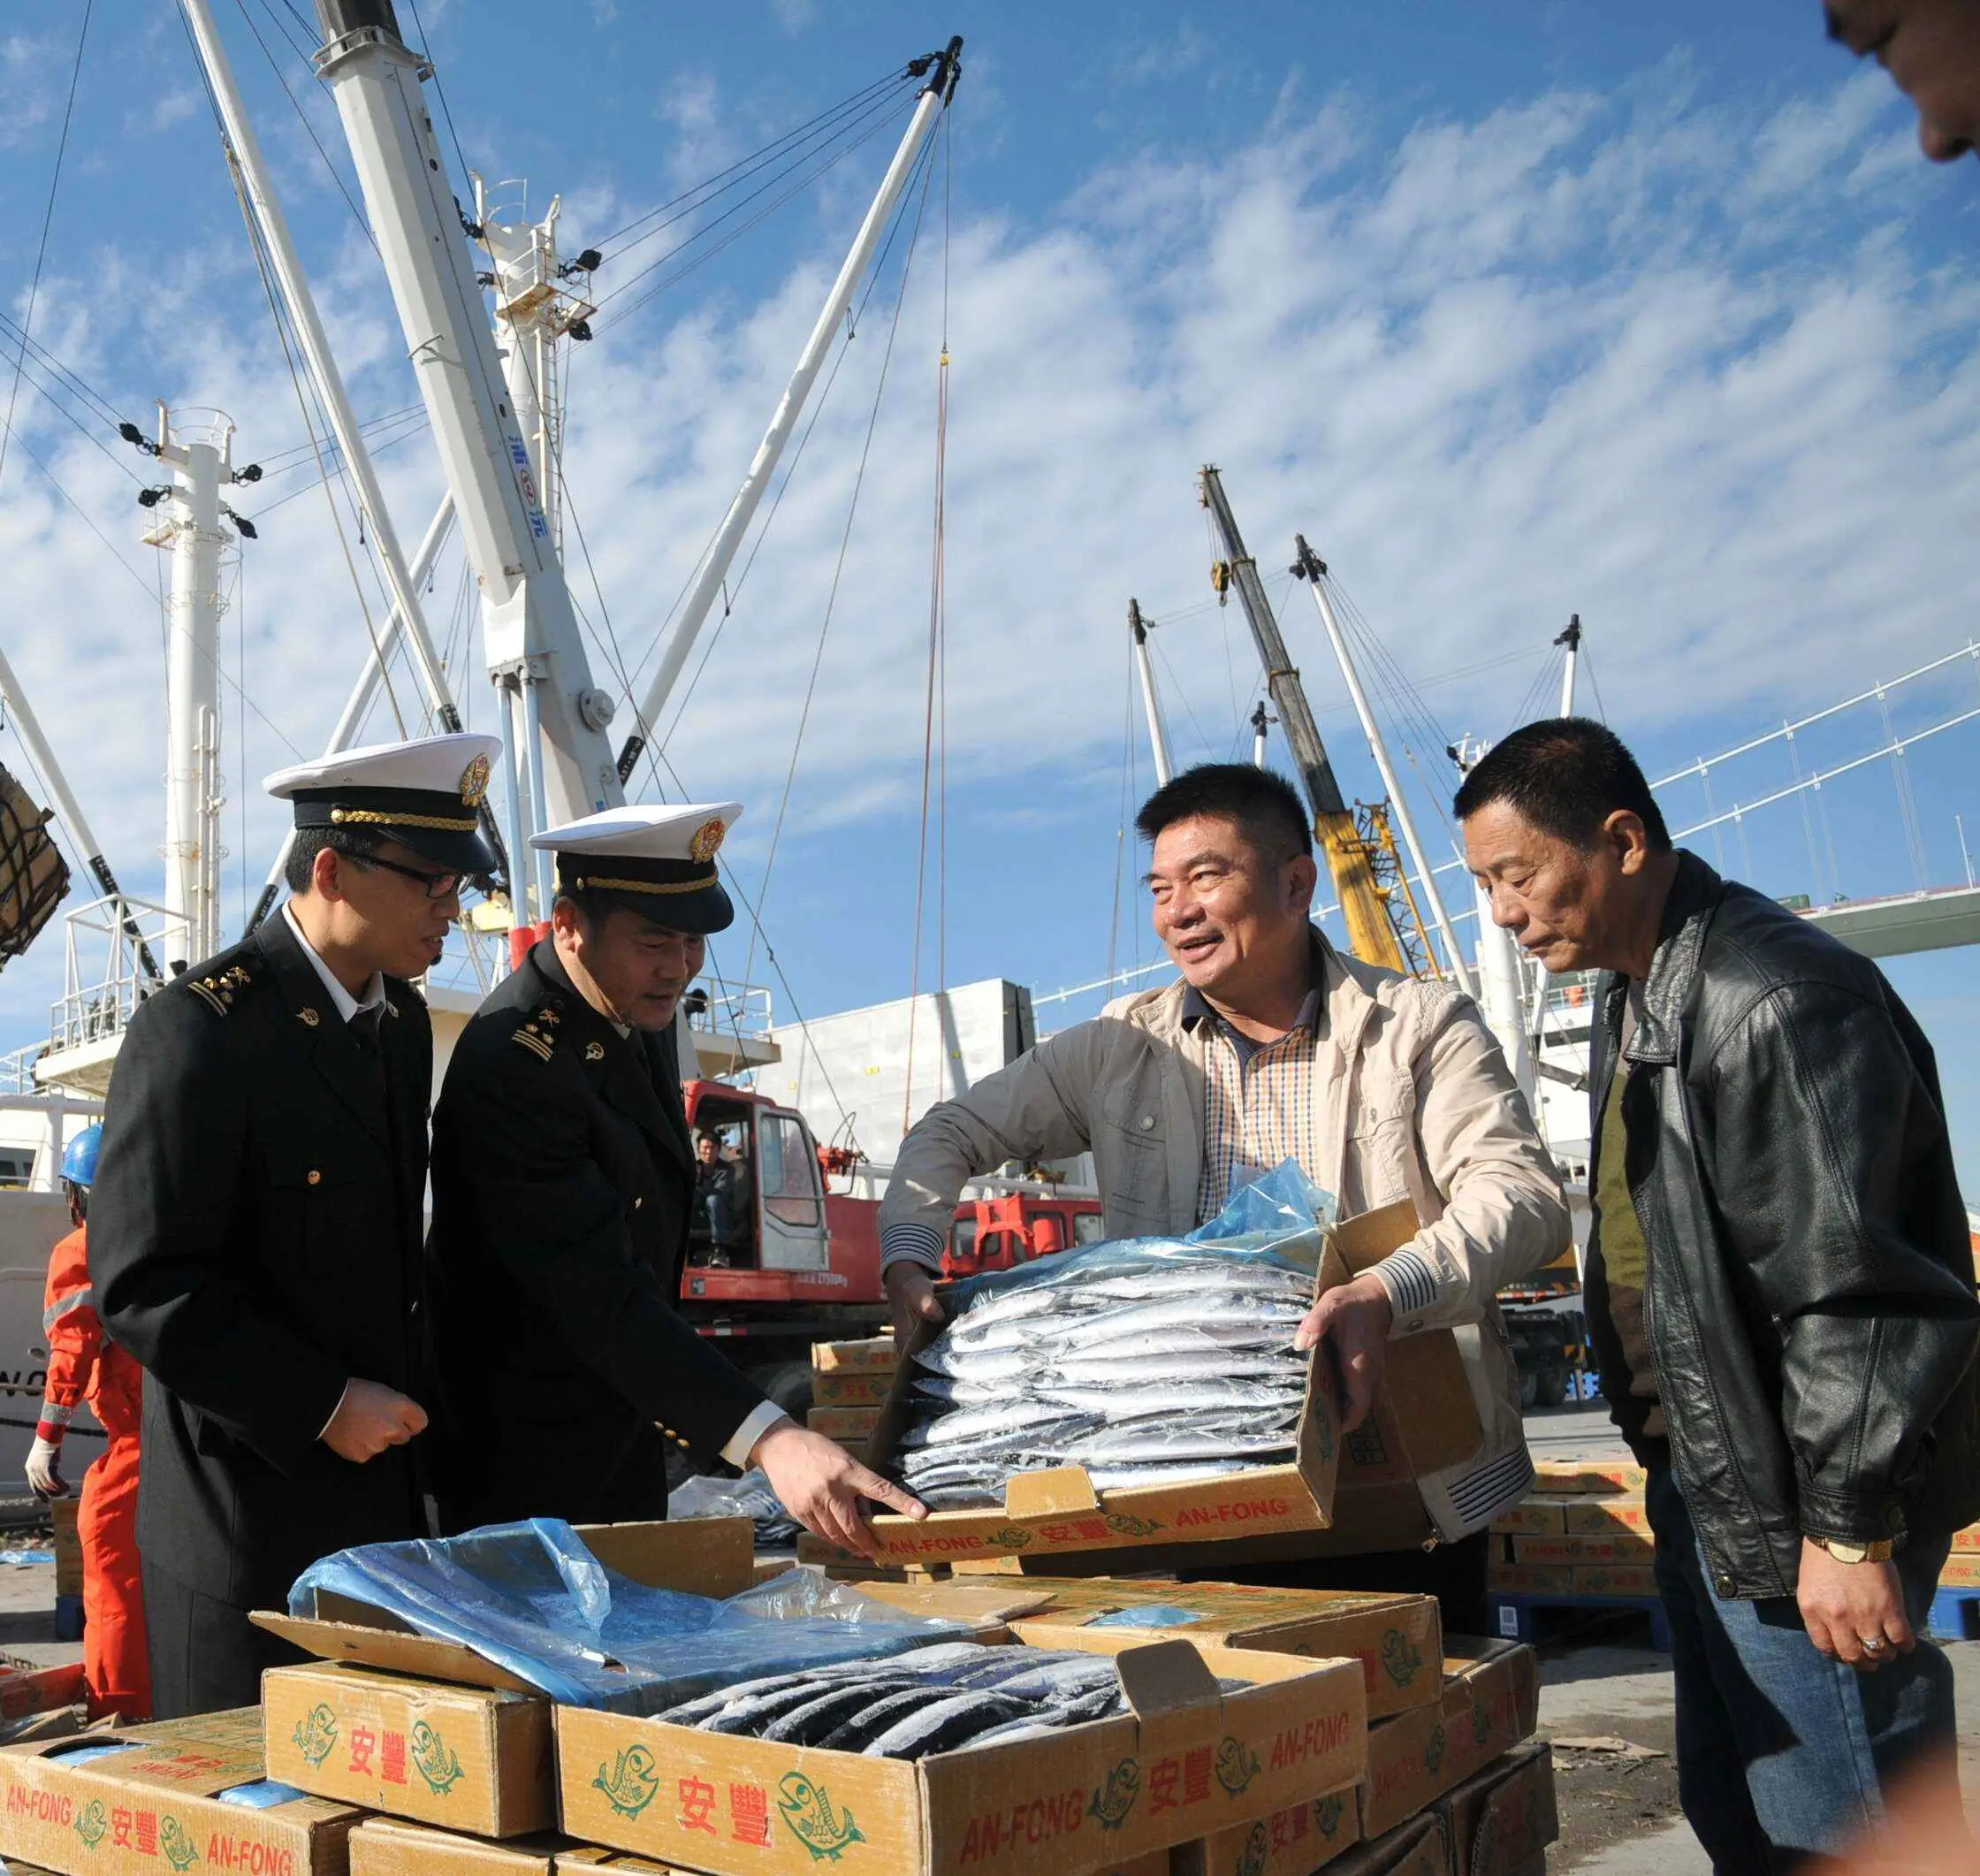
1586,852,1980,1598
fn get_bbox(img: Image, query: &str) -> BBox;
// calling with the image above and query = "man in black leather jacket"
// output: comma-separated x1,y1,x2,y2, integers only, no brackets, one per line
1458,718,1979,1872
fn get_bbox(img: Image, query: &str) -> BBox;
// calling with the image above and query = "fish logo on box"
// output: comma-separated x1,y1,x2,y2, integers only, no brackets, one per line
411,1720,465,1795
776,1773,864,1861
1314,1792,1348,1838
161,1815,200,1872
74,1798,109,1849
1236,1819,1268,1876
593,1745,659,1819
293,1702,339,1767
1103,1513,1162,1539
1423,1724,1447,1777
1468,1702,1492,1749
1089,1758,1140,1829
987,1526,1034,1550
1381,1628,1425,1687
1215,1737,1261,1797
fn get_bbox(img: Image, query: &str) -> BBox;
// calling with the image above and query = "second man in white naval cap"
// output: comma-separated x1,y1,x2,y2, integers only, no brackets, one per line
94,731,503,1716
429,802,924,1558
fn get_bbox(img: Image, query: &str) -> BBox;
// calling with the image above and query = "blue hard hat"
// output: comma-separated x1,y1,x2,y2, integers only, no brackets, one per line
61,1124,103,1190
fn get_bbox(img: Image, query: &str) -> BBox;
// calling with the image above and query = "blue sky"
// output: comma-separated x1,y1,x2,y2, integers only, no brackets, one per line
3,2,1978,1184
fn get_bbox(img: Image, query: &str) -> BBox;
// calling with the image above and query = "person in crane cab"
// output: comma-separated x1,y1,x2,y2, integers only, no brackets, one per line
28,1123,149,1720
881,763,1568,1630
92,732,503,1718
430,802,923,1560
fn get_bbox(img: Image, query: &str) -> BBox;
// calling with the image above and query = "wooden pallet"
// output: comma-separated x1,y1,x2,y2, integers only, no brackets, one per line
1926,1584,1980,1641
1488,1590,1672,1652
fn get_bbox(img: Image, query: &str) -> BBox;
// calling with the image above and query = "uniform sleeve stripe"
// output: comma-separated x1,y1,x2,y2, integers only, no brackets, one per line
1374,1247,1440,1318
42,1290,93,1333
880,1221,946,1270
1445,1445,1536,1525
38,1401,74,1427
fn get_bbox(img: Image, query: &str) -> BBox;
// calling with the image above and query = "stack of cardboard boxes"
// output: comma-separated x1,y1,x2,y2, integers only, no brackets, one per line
1487,1460,1655,1613
0,1519,1413,1876
998,1576,1556,1876
805,1337,893,1454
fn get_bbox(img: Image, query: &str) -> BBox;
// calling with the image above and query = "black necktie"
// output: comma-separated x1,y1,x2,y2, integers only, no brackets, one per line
348,1004,384,1053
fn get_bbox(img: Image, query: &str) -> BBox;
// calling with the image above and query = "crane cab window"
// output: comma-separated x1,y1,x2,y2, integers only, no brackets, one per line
758,1111,822,1228
1072,1211,1105,1247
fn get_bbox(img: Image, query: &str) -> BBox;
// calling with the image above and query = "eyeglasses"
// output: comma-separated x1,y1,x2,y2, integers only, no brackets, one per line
354,853,465,901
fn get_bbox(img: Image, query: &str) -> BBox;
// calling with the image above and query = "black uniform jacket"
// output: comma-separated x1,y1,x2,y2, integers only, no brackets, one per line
429,939,764,1529
92,911,431,1608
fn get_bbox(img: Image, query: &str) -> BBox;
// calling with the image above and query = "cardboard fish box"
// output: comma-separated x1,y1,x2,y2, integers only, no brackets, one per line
811,1337,897,1374
0,1661,88,1723
1570,1565,1659,1598
1936,1554,1980,1589
805,1405,881,1441
348,1818,676,1872
1356,1642,1539,1840
1180,1784,1359,1875
1560,1495,1652,1538
1432,1741,1558,1876
1950,1522,1980,1554
0,1709,364,1876
1510,1531,1654,1565
1484,1563,1571,1596
810,1370,894,1408
863,1200,1482,1567
50,1498,82,1602
264,1662,555,1837
1488,1499,1566,1537
1324,1811,1449,1876
557,1634,1367,1876
251,1520,760,1705
1002,1577,1442,1720
1530,1460,1647,1495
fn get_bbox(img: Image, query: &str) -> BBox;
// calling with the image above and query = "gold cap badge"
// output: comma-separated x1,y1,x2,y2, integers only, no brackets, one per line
460,753,492,808
689,816,727,864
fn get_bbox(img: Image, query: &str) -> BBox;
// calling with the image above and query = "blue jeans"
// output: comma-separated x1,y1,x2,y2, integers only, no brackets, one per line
1645,1466,1961,1872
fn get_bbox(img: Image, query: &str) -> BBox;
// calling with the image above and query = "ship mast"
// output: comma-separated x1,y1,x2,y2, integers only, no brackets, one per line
148,406,253,972
1128,599,1175,787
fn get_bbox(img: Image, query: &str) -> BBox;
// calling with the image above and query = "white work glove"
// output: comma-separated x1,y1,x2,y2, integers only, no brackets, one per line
26,1436,68,1499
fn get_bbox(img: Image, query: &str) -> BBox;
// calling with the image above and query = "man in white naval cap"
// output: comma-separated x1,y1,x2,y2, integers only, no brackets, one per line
93,731,503,1716
430,802,924,1559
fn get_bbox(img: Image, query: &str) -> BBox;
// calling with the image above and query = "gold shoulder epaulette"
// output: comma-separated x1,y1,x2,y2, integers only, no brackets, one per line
512,1010,556,1061
184,965,253,1018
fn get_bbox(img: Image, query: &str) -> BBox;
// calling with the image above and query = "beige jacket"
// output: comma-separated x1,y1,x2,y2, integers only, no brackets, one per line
880,939,1570,1541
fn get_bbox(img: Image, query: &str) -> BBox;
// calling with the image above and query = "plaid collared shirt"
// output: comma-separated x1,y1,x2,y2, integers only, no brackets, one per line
1187,971,1327,1224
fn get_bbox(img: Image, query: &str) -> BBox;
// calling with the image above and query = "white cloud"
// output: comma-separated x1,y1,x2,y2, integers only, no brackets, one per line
769,0,817,34
0,32,59,149
4,61,1978,1071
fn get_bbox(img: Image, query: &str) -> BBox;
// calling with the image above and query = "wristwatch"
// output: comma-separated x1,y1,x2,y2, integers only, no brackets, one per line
1808,1536,1895,1565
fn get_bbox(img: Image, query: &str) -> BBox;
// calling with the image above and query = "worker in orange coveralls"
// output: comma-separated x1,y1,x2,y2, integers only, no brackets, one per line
27,1123,149,1720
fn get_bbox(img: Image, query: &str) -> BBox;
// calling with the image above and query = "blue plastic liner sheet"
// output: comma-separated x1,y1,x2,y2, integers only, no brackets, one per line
287,1520,971,1713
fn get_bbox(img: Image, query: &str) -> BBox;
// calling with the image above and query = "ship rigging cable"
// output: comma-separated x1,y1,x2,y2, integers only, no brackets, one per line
902,115,954,1135
0,0,92,505
629,118,944,733
739,126,944,995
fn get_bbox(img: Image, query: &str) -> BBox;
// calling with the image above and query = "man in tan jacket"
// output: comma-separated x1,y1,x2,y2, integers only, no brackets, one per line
880,763,1568,1625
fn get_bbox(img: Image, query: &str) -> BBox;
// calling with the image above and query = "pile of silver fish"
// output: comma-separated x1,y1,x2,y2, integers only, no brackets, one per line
655,1642,1188,1758
894,1254,1315,1509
